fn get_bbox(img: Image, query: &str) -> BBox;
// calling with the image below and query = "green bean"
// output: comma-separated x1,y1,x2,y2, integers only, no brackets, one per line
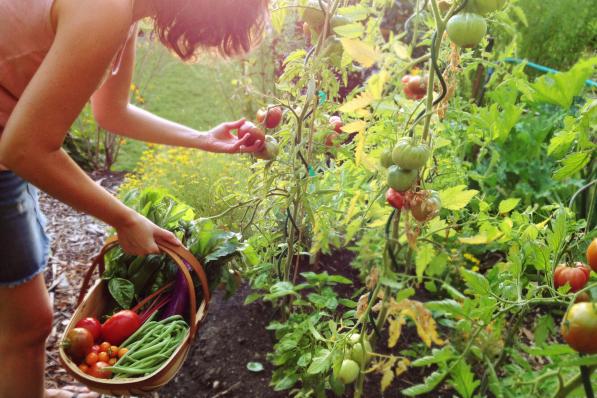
128,339,170,360
120,312,158,347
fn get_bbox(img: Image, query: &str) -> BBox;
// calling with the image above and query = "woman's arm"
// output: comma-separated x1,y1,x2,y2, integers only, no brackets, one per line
0,0,179,255
91,29,262,154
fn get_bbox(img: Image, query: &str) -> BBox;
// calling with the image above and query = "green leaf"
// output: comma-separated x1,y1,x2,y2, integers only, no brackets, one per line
521,57,597,108
439,186,479,211
460,269,490,295
307,349,332,375
333,23,364,38
426,300,466,318
533,314,555,346
415,244,435,283
402,370,448,396
553,151,591,181
559,355,597,367
108,278,135,309
524,344,574,357
411,347,455,367
449,360,480,398
247,362,264,373
273,373,298,391
498,198,521,214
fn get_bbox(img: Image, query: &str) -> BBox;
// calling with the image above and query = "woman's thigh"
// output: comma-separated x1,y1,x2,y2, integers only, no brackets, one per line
0,171,50,287
0,273,53,343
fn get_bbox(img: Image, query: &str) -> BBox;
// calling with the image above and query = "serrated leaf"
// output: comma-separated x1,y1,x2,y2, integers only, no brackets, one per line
381,366,395,392
460,269,490,295
339,38,379,68
402,370,447,396
367,70,389,100
307,349,332,374
339,93,373,113
498,198,520,214
426,300,466,318
439,185,479,211
415,244,435,283
333,23,364,38
411,347,455,367
449,360,480,398
270,7,287,34
553,151,591,181
458,234,491,245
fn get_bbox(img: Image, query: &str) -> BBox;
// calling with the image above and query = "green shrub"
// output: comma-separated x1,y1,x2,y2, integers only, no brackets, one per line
515,0,597,70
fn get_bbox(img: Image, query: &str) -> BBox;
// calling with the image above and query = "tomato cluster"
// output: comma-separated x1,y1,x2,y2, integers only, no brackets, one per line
63,311,143,378
241,105,282,160
446,0,507,48
380,136,440,223
559,239,597,354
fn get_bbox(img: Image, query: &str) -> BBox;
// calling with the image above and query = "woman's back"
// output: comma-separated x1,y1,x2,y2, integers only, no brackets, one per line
0,0,55,128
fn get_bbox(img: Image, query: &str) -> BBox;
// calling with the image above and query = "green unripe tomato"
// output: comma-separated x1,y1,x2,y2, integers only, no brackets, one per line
380,149,394,168
391,137,431,170
467,0,506,15
338,359,360,384
255,136,279,160
446,13,487,48
387,166,418,192
348,333,373,365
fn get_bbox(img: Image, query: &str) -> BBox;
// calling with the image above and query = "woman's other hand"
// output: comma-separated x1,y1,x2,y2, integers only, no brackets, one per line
205,119,265,154
114,211,181,256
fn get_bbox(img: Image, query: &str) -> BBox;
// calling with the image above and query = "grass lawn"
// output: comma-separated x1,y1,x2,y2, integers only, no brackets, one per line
113,40,245,171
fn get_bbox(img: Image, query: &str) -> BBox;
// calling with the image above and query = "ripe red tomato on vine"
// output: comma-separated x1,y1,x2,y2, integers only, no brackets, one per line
553,262,590,293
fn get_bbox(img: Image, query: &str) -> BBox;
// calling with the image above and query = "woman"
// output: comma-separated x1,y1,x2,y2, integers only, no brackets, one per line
0,0,269,396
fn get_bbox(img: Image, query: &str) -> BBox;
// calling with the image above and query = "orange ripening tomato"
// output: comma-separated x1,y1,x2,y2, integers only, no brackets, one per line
587,238,597,272
561,302,597,354
554,262,590,292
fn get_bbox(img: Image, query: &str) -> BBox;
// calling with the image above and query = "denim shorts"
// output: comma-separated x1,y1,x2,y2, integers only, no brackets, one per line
0,171,50,288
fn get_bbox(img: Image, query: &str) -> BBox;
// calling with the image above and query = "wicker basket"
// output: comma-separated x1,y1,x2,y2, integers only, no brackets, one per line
59,236,211,396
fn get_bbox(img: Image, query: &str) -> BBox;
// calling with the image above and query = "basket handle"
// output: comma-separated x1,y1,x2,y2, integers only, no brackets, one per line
78,236,211,339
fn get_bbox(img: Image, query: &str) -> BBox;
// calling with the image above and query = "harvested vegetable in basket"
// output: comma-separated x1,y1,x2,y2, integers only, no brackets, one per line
106,315,189,378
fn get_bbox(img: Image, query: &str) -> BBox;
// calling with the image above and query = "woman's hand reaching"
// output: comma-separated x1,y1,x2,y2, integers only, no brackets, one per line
114,211,181,256
204,119,265,154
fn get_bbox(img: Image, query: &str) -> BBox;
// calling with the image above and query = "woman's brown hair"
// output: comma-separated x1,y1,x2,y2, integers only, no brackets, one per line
153,0,270,61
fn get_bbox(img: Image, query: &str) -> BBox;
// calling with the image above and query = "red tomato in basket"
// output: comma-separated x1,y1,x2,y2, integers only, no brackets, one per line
63,328,94,362
75,317,102,342
87,361,112,379
101,310,141,346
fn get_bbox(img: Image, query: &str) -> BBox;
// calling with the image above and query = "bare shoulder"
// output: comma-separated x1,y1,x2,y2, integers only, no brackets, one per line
53,0,133,44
